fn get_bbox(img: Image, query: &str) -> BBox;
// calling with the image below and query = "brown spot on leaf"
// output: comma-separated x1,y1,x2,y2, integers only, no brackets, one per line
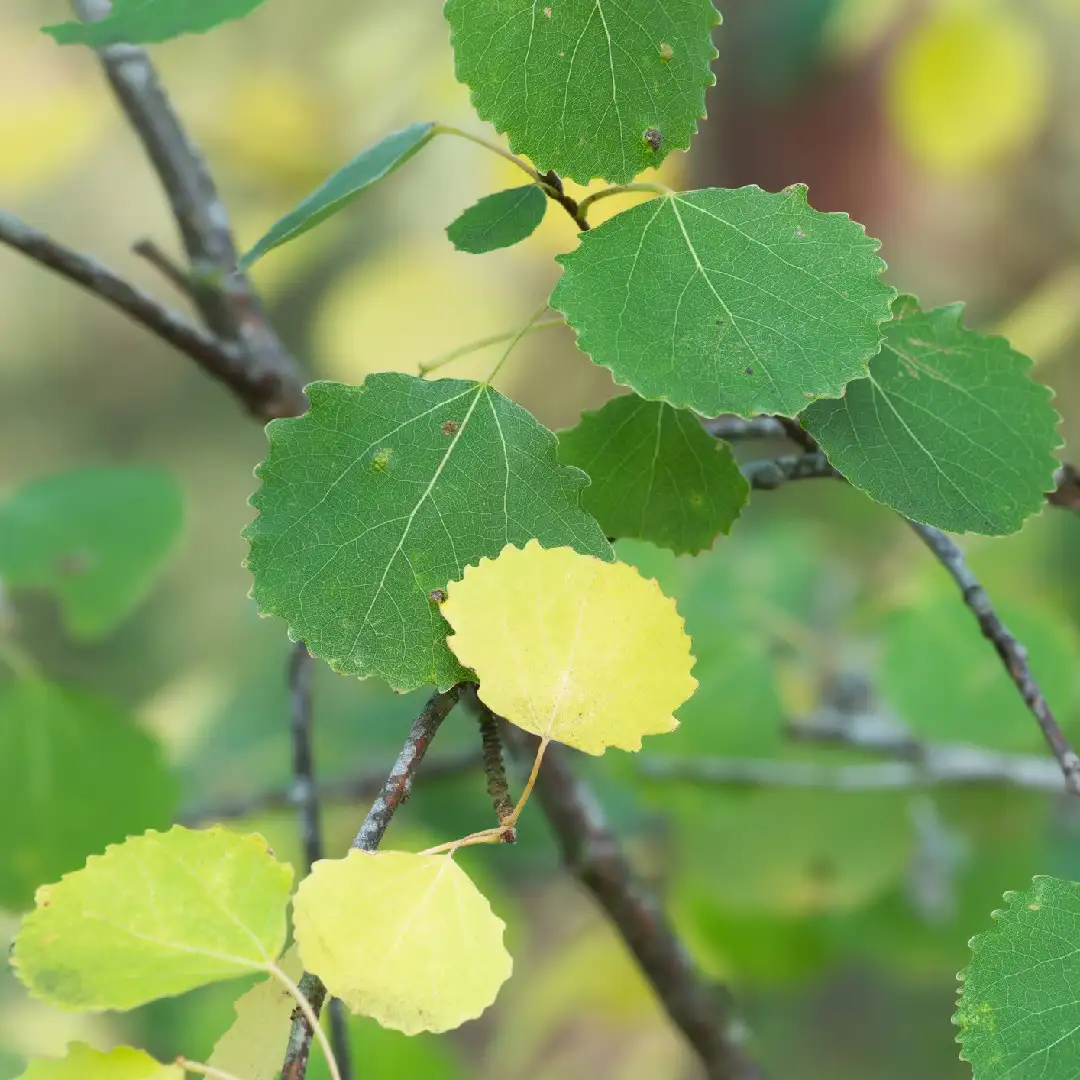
429,588,447,605
744,367,753,376
442,420,459,436
643,128,662,151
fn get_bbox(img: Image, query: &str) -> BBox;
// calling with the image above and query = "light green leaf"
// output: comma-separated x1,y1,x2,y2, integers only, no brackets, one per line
0,467,184,638
14,1044,181,1080
293,850,512,1034
445,0,721,184
44,0,268,45
239,124,437,269
0,679,177,912
244,374,612,692
447,185,547,253
802,297,1061,535
551,187,895,417
558,394,748,554
12,825,293,1010
882,593,1080,752
956,876,1080,1080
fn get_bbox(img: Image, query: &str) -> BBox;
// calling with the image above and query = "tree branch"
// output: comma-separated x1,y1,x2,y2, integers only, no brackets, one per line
505,729,763,1080
279,685,464,1080
473,693,515,825
703,416,789,441
1051,463,1080,513
908,520,1080,796
741,452,839,490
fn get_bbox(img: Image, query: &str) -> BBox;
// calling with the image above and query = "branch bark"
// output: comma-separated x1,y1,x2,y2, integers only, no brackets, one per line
908,520,1080,796
506,729,763,1080
741,452,839,490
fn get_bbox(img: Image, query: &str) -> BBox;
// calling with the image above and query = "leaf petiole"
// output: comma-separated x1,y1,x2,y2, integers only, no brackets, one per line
485,304,552,385
419,318,564,377
419,825,515,856
504,735,550,826
177,1059,247,1080
268,961,343,1080
433,124,543,184
577,183,672,220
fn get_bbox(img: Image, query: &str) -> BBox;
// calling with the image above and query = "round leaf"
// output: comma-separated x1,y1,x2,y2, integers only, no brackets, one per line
14,1044,182,1080
802,298,1061,535
446,185,547,254
443,540,697,753
244,375,612,692
0,467,184,638
956,876,1080,1080
293,849,512,1034
12,825,293,1010
558,394,748,554
0,679,177,911
445,0,721,184
551,187,895,417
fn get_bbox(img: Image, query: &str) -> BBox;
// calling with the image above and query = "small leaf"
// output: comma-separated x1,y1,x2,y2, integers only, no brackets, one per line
12,825,292,1010
0,679,177,911
446,185,547,253
14,1043,182,1080
956,876,1080,1080
445,0,721,184
443,540,697,754
0,467,184,638
244,375,612,692
801,298,1060,535
208,945,302,1080
293,850,512,1034
558,394,748,554
44,0,269,45
551,187,895,418
239,124,437,269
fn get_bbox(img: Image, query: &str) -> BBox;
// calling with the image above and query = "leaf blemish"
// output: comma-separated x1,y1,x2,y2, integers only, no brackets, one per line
744,367,753,376
429,588,448,605
442,420,459,435
544,5,552,16
372,447,392,472
659,42,674,62
643,128,662,151
794,228,806,239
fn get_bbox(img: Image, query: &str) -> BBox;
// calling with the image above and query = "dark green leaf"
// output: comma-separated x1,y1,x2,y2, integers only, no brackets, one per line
447,185,547,254
445,0,721,184
957,876,1080,1080
558,394,748,554
244,374,612,691
551,187,894,417
0,679,177,911
0,467,184,638
44,0,269,45
239,123,437,269
802,298,1061,535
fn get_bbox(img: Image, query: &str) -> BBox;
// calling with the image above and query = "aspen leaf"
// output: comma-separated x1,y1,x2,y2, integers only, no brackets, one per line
12,826,293,1010
446,185,548,253
293,850,511,1034
44,0,269,45
442,540,697,754
14,1044,181,1080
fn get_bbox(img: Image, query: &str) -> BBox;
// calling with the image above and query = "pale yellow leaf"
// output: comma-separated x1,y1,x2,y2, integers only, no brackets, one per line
443,541,697,754
14,1043,181,1080
293,850,512,1035
207,944,302,1080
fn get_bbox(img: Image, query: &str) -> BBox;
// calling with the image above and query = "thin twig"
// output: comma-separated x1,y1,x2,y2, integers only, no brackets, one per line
133,237,195,298
72,0,306,420
540,170,590,231
908,520,1080,796
0,211,243,377
286,643,352,1080
474,696,515,824
279,685,464,1080
506,729,763,1080
1050,463,1080,513
741,452,840,490
703,416,789,441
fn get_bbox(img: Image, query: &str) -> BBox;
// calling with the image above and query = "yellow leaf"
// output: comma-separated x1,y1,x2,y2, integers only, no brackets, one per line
443,541,697,754
15,1043,181,1080
208,945,302,1080
292,850,512,1035
886,3,1048,175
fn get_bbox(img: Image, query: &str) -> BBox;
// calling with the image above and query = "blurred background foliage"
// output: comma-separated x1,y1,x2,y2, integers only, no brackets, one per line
2,0,1080,1077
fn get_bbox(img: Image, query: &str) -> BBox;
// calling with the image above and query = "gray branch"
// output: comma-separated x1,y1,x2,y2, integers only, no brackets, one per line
741,452,840,490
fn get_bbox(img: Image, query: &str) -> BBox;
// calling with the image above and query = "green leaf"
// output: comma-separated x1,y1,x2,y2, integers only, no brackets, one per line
801,298,1061,535
551,187,895,417
244,374,612,692
445,0,721,184
0,679,177,912
447,185,547,253
956,876,1080,1080
43,0,268,45
14,1044,182,1080
239,124,437,269
0,467,184,638
12,825,292,1010
558,394,748,554
882,593,1080,752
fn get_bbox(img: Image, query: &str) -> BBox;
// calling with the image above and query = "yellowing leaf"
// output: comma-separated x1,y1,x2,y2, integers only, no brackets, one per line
12,826,293,1010
14,1043,181,1080
293,850,511,1034
886,4,1048,174
208,945,303,1080
443,541,697,754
